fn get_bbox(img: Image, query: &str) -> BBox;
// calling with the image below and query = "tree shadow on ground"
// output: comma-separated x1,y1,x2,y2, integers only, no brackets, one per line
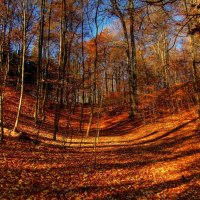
1,117,200,199
136,118,197,145
1,156,199,200
95,173,200,200
92,117,136,137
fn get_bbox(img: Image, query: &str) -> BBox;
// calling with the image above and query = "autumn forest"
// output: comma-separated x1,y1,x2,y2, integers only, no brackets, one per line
0,0,200,199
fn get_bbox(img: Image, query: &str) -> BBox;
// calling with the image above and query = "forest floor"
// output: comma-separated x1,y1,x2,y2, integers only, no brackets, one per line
0,85,200,199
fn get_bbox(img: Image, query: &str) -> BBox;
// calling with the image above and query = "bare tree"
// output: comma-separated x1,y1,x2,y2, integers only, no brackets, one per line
35,0,46,124
110,0,137,118
184,0,200,117
13,0,27,132
86,0,101,137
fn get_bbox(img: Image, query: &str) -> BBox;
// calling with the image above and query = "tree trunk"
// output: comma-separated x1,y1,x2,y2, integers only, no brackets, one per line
53,0,67,140
41,0,52,122
86,0,100,137
110,0,137,117
35,0,46,124
105,71,108,95
93,93,103,168
128,0,137,117
79,0,86,132
184,0,200,117
13,0,27,132
0,94,4,142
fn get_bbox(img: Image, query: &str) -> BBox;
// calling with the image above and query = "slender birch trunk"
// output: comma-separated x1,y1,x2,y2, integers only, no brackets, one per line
13,0,27,132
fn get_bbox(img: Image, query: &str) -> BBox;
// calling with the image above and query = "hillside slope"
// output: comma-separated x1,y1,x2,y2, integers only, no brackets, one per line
0,83,200,199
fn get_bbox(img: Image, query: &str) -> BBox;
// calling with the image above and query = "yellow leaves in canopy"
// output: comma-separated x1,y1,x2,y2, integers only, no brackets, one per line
85,29,120,65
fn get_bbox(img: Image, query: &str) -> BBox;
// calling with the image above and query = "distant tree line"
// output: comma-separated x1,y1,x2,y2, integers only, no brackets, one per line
0,0,199,142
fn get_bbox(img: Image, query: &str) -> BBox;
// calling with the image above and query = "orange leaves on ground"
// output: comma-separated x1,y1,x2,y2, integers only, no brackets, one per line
1,107,200,199
1,83,200,199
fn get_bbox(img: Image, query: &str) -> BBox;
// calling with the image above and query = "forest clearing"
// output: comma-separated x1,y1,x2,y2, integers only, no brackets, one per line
0,0,200,199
